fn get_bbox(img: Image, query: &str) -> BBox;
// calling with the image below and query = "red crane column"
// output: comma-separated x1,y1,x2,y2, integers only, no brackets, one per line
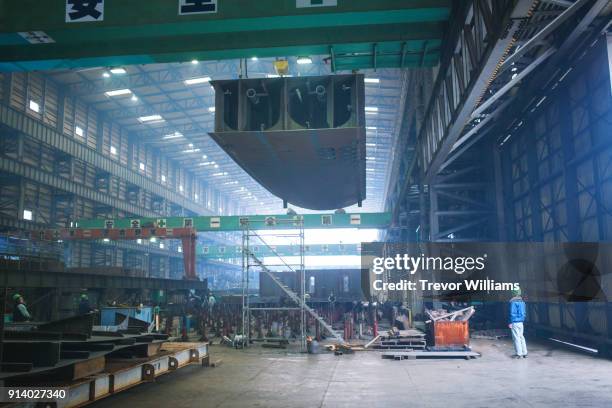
33,227,200,280
181,231,197,280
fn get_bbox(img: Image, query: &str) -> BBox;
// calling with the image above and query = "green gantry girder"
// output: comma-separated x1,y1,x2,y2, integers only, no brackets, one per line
0,0,450,71
198,243,360,259
76,212,391,232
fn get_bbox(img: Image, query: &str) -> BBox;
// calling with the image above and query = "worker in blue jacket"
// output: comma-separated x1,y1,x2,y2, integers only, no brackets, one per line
509,288,528,358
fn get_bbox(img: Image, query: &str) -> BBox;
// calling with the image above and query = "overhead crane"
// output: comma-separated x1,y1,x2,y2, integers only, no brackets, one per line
33,212,390,279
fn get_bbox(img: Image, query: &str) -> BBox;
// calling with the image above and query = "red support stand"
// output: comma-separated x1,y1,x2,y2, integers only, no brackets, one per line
181,231,197,280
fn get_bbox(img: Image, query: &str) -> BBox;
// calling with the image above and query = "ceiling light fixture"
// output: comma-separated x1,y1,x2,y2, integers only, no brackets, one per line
110,67,127,75
365,106,379,113
138,114,164,123
163,132,183,140
364,78,380,84
208,106,216,113
191,59,199,65
102,72,110,78
296,56,312,64
184,76,212,85
105,89,132,97
131,95,138,102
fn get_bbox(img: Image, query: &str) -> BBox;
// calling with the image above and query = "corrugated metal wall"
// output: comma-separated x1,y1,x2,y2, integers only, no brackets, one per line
501,39,612,353
0,70,243,277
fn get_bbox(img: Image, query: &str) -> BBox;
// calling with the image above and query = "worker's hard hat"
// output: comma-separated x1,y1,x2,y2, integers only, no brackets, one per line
81,294,89,300
512,288,522,297
12,293,22,301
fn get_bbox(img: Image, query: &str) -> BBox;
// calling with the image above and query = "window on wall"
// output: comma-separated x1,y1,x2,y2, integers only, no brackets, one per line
28,100,40,113
23,209,33,221
308,276,315,294
139,162,145,171
343,274,350,293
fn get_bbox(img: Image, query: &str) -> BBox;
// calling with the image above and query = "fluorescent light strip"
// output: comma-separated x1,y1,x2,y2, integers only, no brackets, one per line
365,106,378,112
163,132,183,140
105,89,132,97
138,114,164,123
184,76,211,85
110,68,127,75
364,78,380,84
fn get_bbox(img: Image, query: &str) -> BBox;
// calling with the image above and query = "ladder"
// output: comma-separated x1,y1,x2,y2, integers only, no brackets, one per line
246,250,345,343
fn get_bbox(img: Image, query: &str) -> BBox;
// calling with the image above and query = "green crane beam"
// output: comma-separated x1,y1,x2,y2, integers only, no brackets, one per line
0,0,450,71
76,212,391,232
198,243,360,259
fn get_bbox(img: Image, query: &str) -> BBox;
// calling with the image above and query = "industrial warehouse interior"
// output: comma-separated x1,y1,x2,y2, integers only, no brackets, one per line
0,1,612,407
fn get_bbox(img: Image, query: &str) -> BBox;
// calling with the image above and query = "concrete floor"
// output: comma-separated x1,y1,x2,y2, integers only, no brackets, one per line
93,338,612,408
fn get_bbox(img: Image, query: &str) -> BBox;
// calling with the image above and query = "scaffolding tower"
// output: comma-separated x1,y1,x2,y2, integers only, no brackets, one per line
240,216,344,350
241,216,307,350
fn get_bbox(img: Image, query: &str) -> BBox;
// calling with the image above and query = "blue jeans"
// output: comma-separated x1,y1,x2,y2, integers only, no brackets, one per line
511,322,528,356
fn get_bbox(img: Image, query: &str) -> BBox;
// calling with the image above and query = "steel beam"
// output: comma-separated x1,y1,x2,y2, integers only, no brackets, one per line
498,0,590,74
0,1,450,71
74,212,391,232
419,0,535,182
471,48,557,118
0,268,207,290
198,243,360,259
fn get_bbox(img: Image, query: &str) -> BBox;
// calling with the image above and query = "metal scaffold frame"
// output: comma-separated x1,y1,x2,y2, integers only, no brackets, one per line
240,217,307,350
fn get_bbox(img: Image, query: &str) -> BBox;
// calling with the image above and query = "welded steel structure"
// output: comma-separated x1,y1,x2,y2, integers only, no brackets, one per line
385,0,612,355
210,74,366,210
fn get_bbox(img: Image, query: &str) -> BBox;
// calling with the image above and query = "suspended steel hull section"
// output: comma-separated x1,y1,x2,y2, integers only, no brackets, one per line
210,127,365,210
210,74,366,210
